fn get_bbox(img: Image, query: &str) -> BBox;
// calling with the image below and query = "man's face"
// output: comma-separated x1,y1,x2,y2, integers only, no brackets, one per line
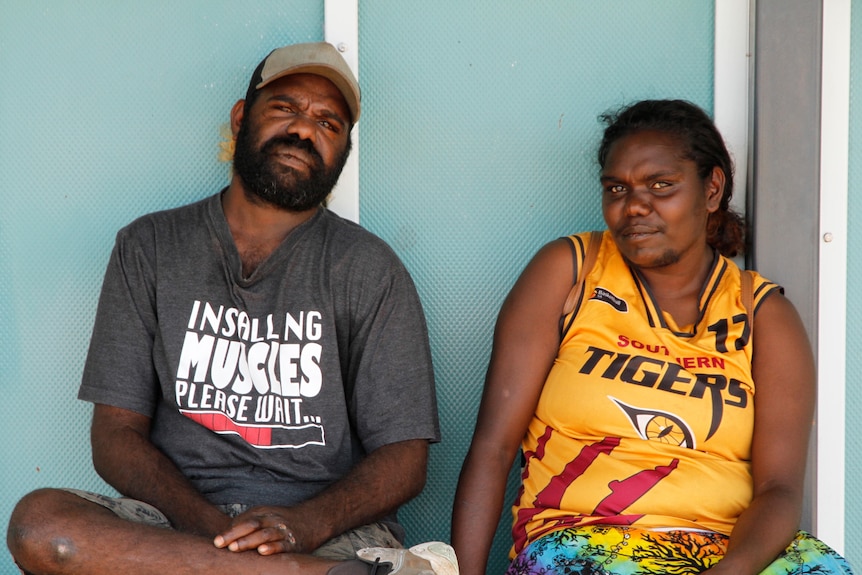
233,73,352,212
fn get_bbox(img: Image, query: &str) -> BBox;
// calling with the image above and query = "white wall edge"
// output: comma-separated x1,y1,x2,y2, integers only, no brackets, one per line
713,0,750,218
324,0,360,223
817,0,851,554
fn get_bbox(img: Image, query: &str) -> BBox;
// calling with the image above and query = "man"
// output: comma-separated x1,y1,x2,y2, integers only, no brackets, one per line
6,42,457,575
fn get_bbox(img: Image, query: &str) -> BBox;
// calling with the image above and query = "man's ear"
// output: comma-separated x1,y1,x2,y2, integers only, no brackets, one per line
705,166,726,213
230,100,246,138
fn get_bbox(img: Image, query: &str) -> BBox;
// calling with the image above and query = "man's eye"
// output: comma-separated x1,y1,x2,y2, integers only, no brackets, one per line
651,181,671,189
606,185,626,194
321,119,345,134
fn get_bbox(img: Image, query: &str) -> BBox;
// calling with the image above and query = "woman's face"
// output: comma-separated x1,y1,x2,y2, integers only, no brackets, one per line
601,130,723,271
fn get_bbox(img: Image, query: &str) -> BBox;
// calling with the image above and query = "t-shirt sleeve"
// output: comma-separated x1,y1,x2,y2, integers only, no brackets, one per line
345,252,440,454
78,222,160,415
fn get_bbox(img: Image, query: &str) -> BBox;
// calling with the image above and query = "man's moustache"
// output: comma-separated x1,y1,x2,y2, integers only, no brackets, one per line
262,135,322,166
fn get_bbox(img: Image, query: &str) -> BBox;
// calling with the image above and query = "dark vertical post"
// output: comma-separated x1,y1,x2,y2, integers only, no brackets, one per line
750,0,822,532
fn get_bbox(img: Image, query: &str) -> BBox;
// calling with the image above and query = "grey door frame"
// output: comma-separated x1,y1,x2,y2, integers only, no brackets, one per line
750,0,850,552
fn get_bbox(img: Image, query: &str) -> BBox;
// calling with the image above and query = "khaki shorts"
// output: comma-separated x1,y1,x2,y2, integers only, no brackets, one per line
64,489,402,561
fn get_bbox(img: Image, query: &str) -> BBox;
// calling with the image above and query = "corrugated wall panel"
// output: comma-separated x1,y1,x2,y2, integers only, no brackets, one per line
844,0,862,566
0,3,323,573
359,1,714,568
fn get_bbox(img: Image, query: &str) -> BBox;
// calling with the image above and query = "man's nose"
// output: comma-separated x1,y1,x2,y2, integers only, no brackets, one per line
285,114,318,144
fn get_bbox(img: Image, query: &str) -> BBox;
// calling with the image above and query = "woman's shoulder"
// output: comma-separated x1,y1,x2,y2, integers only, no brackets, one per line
719,256,785,316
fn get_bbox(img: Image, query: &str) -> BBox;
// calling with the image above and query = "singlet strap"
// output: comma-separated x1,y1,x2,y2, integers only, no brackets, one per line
562,230,603,317
741,267,754,336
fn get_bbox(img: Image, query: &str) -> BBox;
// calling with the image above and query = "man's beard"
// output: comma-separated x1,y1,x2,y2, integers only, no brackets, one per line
232,121,350,212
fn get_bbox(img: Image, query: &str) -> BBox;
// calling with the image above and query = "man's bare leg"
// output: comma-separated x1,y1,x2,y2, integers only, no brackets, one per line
7,489,337,575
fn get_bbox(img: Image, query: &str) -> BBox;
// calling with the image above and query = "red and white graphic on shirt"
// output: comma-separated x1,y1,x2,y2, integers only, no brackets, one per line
174,300,326,449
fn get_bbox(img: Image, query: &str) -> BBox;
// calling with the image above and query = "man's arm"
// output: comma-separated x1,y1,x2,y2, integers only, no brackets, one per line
91,404,231,538
214,438,428,555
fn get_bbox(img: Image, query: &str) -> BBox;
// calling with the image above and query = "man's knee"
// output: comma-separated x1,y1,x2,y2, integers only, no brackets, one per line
7,488,87,571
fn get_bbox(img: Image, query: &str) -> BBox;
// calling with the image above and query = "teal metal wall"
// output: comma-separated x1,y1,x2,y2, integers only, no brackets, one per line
0,2,325,572
0,2,714,573
360,1,714,568
846,2,862,567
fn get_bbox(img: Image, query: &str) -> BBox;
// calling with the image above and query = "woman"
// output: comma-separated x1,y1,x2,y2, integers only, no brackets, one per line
451,100,852,574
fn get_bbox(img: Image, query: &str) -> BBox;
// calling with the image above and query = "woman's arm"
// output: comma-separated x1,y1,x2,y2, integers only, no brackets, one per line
451,238,578,575
708,292,816,574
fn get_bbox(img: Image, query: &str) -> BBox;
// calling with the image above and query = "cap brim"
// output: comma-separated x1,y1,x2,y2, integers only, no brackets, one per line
257,64,360,124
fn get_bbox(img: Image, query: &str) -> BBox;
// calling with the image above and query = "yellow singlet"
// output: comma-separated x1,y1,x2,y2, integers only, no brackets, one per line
511,231,781,557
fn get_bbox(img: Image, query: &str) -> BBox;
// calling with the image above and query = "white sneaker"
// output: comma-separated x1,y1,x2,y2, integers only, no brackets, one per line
355,541,459,575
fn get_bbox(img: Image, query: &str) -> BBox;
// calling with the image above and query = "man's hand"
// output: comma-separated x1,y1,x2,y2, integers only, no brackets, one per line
213,439,429,556
213,506,313,555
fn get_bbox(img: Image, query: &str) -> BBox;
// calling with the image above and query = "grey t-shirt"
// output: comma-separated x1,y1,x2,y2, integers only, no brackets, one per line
79,192,439,515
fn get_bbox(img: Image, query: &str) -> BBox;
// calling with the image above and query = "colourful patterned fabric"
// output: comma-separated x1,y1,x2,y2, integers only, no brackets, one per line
506,526,854,575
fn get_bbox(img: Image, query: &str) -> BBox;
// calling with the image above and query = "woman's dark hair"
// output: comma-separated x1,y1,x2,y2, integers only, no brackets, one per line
597,99,745,258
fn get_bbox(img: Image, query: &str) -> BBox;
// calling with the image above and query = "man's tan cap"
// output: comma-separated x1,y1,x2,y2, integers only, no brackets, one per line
245,42,360,124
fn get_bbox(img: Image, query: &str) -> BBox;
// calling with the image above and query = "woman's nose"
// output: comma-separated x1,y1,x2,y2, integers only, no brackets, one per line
624,189,652,216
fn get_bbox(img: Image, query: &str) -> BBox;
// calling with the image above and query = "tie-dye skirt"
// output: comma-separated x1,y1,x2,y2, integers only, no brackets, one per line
506,526,853,575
